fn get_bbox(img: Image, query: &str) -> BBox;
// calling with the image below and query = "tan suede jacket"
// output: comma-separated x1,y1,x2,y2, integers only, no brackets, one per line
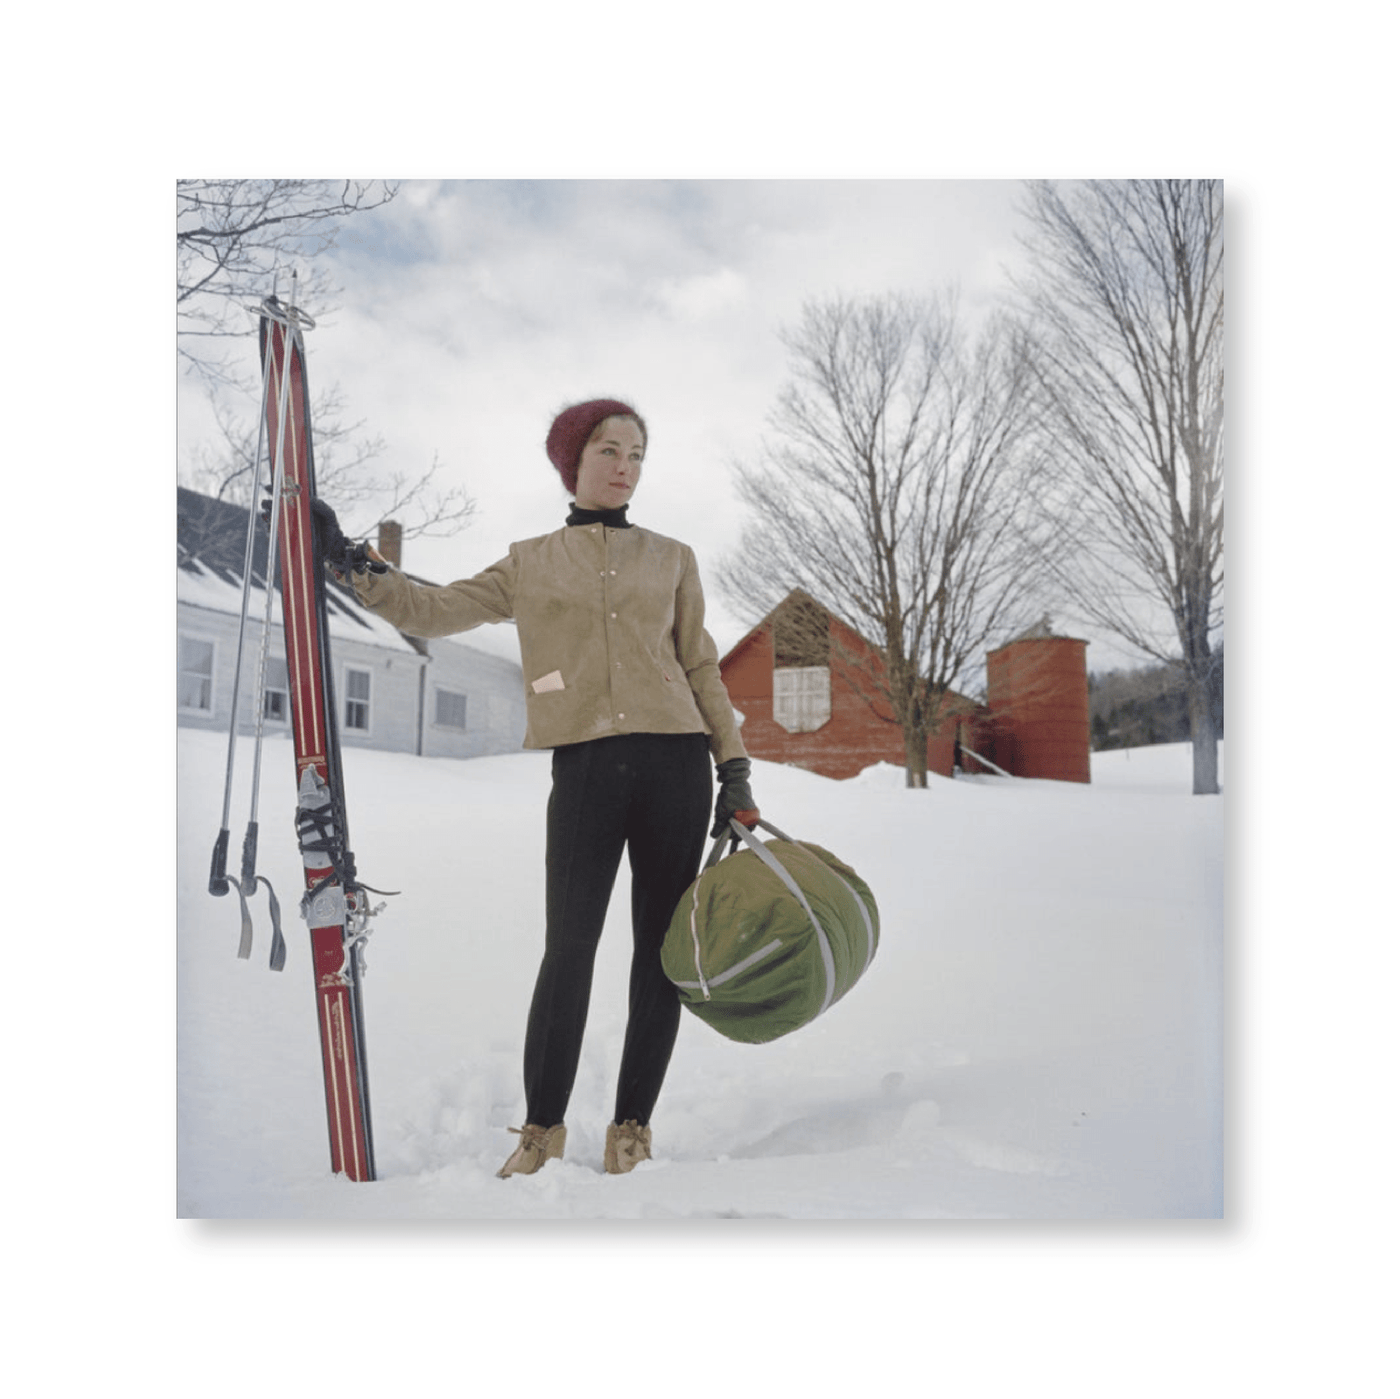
351,522,747,764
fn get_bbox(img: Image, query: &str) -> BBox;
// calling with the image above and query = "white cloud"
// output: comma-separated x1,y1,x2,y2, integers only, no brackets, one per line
648,267,748,322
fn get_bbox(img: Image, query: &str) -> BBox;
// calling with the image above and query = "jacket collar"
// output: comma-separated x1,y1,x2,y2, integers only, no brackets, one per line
566,503,633,529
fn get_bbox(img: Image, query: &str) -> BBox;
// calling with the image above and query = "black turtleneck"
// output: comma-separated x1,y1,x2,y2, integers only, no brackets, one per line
566,503,633,529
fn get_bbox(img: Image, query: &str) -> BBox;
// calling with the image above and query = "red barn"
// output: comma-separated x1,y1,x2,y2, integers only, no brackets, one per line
718,592,1089,784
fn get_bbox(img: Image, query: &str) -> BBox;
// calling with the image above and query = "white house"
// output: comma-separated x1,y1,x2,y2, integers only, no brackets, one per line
177,487,527,759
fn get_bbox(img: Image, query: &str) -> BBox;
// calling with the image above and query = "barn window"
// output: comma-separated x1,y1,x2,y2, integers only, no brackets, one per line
178,635,215,711
344,667,372,731
772,594,831,733
773,665,831,733
435,687,468,730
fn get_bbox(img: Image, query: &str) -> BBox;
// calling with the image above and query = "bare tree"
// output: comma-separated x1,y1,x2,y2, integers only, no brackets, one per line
181,382,475,545
177,178,398,386
720,294,1045,787
1017,179,1224,794
177,178,474,543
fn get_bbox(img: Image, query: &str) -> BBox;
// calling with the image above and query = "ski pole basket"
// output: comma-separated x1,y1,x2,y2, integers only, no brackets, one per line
660,817,879,1044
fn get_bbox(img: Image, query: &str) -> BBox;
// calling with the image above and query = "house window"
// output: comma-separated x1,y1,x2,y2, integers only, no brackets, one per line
773,665,831,733
179,635,215,712
435,687,468,730
263,657,289,723
772,593,831,733
344,667,371,731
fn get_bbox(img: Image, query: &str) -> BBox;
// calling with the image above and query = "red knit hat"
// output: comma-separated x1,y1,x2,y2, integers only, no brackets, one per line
545,399,646,493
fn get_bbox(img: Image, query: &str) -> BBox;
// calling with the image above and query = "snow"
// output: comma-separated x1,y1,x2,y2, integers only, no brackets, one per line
178,731,1223,1219
177,557,419,654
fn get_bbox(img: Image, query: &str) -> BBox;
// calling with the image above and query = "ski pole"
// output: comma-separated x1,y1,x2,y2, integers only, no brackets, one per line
208,284,279,898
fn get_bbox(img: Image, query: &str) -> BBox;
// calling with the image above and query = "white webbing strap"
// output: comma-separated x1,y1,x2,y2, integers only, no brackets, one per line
826,867,875,974
686,879,711,998
724,819,837,1016
673,937,783,993
745,819,871,973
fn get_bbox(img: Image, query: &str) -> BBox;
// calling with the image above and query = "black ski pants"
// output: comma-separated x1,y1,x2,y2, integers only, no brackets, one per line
523,732,711,1129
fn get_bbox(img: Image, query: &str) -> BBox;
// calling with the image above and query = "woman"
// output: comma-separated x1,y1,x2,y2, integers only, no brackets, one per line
323,399,758,1178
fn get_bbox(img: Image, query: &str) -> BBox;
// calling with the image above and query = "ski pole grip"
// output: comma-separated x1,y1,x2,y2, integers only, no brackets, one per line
209,829,231,896
240,821,259,895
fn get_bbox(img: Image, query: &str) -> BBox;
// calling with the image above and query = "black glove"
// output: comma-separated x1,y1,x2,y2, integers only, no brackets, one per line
712,757,759,837
308,497,352,570
303,498,389,575
260,494,386,576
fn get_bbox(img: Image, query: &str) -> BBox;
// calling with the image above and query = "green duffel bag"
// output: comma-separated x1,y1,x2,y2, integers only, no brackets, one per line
662,818,879,1044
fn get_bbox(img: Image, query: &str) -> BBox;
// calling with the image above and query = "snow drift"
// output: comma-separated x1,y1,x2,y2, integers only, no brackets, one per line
177,732,1223,1218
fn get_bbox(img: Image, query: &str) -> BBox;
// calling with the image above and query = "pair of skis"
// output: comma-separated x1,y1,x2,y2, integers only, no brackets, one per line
207,287,379,1181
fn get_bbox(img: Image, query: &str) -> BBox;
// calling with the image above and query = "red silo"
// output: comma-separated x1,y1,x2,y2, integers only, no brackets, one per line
986,634,1090,783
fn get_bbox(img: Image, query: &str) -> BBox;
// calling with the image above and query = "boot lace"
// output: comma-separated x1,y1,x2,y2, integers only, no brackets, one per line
612,1121,651,1160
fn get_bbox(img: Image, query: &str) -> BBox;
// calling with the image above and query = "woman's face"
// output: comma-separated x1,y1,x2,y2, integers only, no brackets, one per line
573,416,645,511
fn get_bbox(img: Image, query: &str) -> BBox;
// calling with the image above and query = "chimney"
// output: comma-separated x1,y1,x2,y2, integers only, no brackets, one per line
377,520,403,569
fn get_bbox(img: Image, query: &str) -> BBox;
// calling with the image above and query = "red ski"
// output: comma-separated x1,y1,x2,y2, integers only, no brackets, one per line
259,296,377,1181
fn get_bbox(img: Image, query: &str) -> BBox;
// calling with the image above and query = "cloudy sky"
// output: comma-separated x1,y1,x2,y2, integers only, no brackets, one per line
178,178,1097,663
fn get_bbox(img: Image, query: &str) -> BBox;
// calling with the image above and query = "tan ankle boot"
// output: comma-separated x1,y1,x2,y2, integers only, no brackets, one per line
604,1120,652,1174
496,1123,566,1178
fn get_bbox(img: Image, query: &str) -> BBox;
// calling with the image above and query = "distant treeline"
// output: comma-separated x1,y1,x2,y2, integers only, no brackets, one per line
1089,647,1224,752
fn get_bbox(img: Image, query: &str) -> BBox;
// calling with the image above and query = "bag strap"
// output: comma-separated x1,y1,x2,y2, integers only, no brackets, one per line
703,816,798,870
708,817,837,1016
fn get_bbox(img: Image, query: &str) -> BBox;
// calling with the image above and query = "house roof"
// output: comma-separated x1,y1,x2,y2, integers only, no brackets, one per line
719,586,985,712
177,486,526,667
717,587,853,669
986,614,1089,657
176,486,421,656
